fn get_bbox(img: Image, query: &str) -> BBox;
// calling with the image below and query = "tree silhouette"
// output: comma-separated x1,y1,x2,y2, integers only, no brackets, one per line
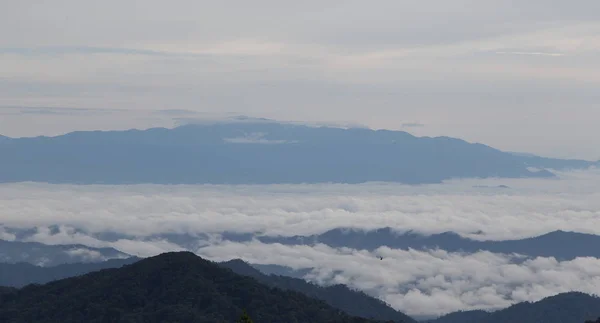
237,310,254,323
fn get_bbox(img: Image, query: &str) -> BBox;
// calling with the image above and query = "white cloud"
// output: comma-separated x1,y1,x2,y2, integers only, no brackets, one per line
197,240,600,316
65,248,107,262
223,132,297,144
495,51,565,57
1,170,600,314
1,170,600,241
0,228,16,241
19,225,185,258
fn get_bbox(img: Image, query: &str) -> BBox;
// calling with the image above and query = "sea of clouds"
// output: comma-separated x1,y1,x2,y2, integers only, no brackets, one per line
1,169,600,315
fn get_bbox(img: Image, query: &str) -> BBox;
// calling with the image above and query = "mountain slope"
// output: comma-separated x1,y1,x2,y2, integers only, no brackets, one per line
221,259,416,323
0,252,397,323
0,256,413,321
0,286,15,296
0,239,130,266
425,310,491,323
478,292,600,323
1,120,594,185
259,228,600,260
427,293,600,323
0,258,139,287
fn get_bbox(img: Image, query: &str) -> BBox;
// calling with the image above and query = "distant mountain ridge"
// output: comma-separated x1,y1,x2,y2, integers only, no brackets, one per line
0,258,139,287
427,293,600,323
257,228,600,260
424,310,490,323
1,119,596,184
0,239,130,266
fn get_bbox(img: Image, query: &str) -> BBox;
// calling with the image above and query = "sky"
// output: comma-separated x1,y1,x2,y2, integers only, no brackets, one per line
2,169,600,315
1,1,600,159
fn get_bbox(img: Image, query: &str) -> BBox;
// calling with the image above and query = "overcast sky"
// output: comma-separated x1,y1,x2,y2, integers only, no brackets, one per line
2,1,600,159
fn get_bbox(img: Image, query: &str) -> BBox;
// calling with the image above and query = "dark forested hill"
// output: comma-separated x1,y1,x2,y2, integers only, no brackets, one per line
221,259,416,323
0,286,15,296
428,293,600,323
1,119,595,185
477,292,600,323
0,258,139,287
0,255,412,321
424,310,491,323
0,252,401,323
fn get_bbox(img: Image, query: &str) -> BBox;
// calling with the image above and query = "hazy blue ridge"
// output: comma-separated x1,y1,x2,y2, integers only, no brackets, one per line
0,120,596,184
257,229,600,261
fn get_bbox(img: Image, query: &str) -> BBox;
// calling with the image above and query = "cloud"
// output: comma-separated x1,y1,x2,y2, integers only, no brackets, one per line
64,248,108,262
155,109,199,116
494,51,565,57
0,106,122,117
0,228,16,241
223,132,298,144
1,170,600,314
401,122,425,128
196,240,600,316
1,169,600,241
0,46,176,57
175,115,370,130
17,226,187,258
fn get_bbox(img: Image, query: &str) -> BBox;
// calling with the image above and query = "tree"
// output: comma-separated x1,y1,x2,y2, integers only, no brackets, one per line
237,310,254,323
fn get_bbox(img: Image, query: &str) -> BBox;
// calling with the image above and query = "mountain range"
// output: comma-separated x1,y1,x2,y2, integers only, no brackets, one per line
0,255,412,322
5,227,600,267
0,252,599,322
0,252,391,323
0,254,412,322
220,259,416,323
0,258,139,287
257,228,600,260
0,239,130,266
425,292,600,323
1,118,596,185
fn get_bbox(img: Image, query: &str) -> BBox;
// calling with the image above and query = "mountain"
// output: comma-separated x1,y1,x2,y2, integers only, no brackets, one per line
426,293,600,323
0,239,130,266
250,263,312,279
477,292,600,323
0,286,15,296
258,229,600,260
0,119,595,185
0,252,397,323
0,258,139,287
0,255,413,321
424,310,491,323
221,259,416,323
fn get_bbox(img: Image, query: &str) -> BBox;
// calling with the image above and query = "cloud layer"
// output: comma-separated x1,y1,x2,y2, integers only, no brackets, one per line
198,241,600,316
1,170,600,315
1,170,600,241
